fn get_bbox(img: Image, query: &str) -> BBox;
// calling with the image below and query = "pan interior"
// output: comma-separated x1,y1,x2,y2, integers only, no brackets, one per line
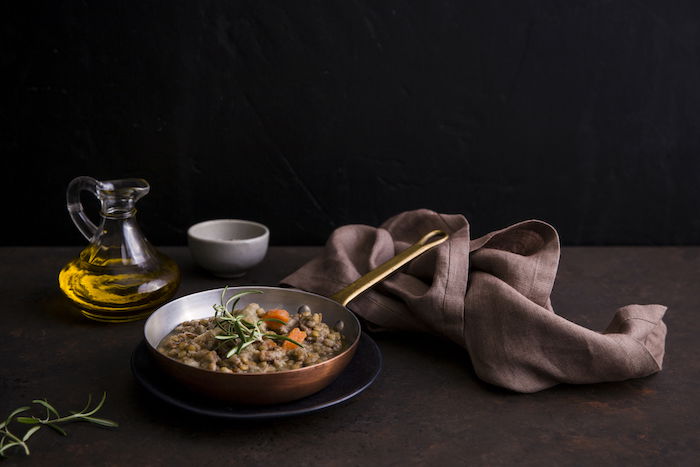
144,286,361,349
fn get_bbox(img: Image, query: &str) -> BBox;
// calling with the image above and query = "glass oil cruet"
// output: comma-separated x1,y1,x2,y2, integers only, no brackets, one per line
58,176,180,322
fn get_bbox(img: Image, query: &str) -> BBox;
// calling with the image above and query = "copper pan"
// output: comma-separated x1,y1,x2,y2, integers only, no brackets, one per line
144,230,448,405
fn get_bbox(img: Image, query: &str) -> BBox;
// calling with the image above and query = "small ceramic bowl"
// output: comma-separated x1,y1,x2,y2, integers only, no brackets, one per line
187,219,269,278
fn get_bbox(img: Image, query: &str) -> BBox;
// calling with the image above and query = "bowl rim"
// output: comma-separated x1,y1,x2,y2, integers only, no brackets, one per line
187,219,270,245
144,286,362,377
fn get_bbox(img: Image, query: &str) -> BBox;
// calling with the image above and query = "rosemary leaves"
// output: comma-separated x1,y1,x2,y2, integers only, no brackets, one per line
0,393,117,458
213,288,304,358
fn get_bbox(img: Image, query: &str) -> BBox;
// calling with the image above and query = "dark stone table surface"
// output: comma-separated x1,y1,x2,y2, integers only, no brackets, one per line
1,246,698,466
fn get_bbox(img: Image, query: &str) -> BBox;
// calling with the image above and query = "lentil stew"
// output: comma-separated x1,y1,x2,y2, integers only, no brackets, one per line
157,302,345,373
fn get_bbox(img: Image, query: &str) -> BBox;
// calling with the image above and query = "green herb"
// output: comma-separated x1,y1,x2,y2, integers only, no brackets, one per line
0,393,117,458
0,407,34,457
214,287,304,358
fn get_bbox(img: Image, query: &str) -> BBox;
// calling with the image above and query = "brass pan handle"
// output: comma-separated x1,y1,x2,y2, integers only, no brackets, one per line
330,230,449,307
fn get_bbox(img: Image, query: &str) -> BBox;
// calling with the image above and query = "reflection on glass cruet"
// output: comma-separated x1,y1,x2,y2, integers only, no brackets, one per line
58,176,180,322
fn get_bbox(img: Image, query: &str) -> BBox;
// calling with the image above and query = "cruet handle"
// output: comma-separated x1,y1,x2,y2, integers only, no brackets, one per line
66,176,100,241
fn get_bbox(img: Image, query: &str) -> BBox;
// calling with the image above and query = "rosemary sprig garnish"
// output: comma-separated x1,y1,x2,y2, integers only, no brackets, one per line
214,287,304,358
0,393,117,458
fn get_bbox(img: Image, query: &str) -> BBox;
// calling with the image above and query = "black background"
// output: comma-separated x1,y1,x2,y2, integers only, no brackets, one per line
4,1,700,246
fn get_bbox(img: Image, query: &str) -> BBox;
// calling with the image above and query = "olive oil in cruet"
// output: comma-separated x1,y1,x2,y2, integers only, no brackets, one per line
58,176,180,322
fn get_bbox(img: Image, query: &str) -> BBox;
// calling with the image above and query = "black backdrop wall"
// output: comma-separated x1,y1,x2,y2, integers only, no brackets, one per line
5,1,700,246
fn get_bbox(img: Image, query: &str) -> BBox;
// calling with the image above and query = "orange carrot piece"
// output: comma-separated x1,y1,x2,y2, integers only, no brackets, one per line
262,309,290,331
282,327,307,350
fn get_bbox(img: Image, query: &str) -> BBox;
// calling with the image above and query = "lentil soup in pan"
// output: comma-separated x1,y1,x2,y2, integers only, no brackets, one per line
158,290,346,374
145,230,448,404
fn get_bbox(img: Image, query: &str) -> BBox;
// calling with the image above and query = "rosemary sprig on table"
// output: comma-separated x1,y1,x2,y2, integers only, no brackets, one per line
214,288,304,358
0,407,36,457
0,393,117,458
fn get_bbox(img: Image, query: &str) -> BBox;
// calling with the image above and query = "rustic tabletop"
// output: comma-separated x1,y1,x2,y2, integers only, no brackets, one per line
1,246,698,466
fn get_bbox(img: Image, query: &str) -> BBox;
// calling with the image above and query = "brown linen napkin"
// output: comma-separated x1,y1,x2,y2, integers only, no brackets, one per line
281,209,667,392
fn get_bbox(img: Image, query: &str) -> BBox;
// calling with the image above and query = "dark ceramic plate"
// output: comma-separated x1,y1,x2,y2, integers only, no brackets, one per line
130,333,382,419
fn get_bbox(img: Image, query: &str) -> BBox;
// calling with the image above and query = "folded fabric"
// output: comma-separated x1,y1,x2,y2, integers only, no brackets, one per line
281,209,667,392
